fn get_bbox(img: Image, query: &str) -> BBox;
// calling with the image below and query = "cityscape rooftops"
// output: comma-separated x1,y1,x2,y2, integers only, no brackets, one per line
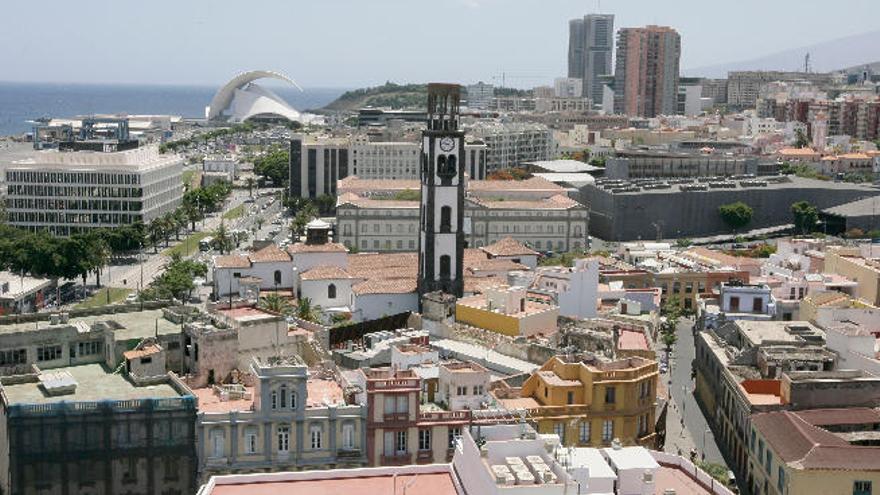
481,237,540,258
0,308,181,339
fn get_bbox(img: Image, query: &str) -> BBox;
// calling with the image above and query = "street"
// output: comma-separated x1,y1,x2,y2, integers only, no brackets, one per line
662,317,725,465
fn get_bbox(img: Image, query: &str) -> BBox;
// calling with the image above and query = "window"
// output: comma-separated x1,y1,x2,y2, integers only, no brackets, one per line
397,395,408,413
244,428,258,454
456,385,468,396
76,341,101,357
274,270,282,285
37,345,62,362
328,284,337,299
384,396,396,415
602,420,614,442
777,466,785,492
0,349,26,366
604,387,616,404
210,430,225,458
342,423,355,450
752,298,762,312
310,425,323,450
271,391,278,410
448,427,461,448
765,451,773,473
554,423,565,443
567,391,574,404
473,385,484,396
419,429,431,451
729,296,740,311
854,481,872,495
638,414,649,436
439,255,451,278
579,422,591,443
395,430,407,454
440,206,452,232
290,392,297,410
277,426,290,452
280,386,288,408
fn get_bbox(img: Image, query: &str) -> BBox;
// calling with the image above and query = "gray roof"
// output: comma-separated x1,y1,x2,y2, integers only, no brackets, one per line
526,160,604,173
594,176,880,196
823,195,880,217
0,309,181,340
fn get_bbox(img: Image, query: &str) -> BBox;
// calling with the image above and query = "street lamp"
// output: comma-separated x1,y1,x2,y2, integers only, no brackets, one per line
702,427,712,461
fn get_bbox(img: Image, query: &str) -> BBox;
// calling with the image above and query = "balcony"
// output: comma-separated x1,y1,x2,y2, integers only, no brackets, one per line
416,450,433,463
204,457,228,468
382,412,411,423
336,448,362,459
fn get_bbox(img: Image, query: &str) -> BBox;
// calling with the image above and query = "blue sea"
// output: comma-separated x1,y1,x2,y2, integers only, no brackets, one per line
0,82,348,136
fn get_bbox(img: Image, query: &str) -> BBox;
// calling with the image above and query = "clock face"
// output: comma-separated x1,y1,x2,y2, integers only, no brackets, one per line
439,137,455,152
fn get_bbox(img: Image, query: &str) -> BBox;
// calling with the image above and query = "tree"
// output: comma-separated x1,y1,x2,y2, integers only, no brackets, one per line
794,129,810,149
260,293,292,315
718,202,753,231
292,202,319,237
143,254,207,301
791,201,819,235
314,194,337,215
254,149,290,187
212,221,234,255
147,219,165,253
296,297,321,323
661,331,678,356
181,202,202,231
245,177,256,198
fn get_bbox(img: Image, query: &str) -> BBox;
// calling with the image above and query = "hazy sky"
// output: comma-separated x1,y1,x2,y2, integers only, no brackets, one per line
2,0,878,88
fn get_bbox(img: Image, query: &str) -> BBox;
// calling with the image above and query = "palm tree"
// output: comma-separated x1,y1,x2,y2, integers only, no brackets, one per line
212,221,234,255
161,212,176,247
182,202,201,231
147,219,165,253
260,293,291,315
296,297,322,323
245,177,256,198
173,208,188,238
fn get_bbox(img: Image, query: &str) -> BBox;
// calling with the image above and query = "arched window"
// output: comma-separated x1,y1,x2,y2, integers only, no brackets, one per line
436,155,446,177
328,284,337,299
280,386,288,408
274,270,282,285
440,206,452,232
290,392,297,410
439,255,451,278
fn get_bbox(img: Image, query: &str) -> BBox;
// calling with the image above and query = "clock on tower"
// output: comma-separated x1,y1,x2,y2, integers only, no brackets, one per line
418,83,465,299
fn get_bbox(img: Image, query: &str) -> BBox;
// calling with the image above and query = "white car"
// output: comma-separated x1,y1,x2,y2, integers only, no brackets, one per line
125,293,139,303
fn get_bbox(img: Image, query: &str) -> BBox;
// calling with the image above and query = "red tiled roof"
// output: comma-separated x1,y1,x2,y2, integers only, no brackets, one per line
751,410,880,470
300,265,356,281
123,345,161,360
250,244,292,263
469,176,563,192
214,254,250,269
287,242,348,254
618,329,650,351
482,237,539,257
794,408,880,427
352,278,417,295
469,193,583,210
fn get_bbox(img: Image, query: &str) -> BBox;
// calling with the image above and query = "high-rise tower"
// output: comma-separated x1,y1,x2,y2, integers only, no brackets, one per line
417,84,465,298
568,14,615,106
613,25,681,118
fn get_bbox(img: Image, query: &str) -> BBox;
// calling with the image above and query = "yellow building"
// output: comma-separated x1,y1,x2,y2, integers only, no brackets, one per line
749,409,880,495
497,356,658,448
455,285,558,337
824,247,880,306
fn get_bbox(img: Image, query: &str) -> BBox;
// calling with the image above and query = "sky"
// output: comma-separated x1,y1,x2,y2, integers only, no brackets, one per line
1,0,879,89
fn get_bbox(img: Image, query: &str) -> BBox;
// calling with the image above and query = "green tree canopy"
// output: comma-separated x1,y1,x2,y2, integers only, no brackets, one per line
718,202,753,231
254,149,290,187
791,201,820,235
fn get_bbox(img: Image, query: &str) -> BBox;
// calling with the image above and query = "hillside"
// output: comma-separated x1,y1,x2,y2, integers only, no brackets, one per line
685,29,880,78
321,82,428,112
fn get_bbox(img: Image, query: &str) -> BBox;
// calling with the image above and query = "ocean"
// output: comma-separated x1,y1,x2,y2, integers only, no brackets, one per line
0,82,348,136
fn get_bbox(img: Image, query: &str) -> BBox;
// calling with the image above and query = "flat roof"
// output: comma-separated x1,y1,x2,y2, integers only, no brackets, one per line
594,176,880,195
824,196,880,217
2,363,180,404
569,448,617,478
603,446,660,470
0,309,181,339
207,471,458,495
526,159,604,173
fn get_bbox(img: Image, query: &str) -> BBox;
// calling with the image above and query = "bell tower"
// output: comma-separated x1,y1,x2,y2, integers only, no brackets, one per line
418,83,465,298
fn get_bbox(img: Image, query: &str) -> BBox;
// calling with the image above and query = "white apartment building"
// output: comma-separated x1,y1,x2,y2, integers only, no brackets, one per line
464,122,556,172
466,81,495,110
202,154,238,182
554,78,583,98
4,144,182,235
350,135,488,180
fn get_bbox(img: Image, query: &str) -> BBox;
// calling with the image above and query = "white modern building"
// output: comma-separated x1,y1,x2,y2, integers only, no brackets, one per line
4,144,183,235
206,70,319,124
350,135,488,180
202,155,238,183
464,121,557,172
466,82,495,110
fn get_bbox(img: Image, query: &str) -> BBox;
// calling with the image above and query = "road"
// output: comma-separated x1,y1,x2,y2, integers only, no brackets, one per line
664,317,725,465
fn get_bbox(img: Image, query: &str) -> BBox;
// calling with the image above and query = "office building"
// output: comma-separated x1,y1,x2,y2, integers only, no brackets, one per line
464,122,556,172
568,14,615,105
465,82,495,110
288,136,350,198
613,26,681,117
5,144,183,236
604,150,760,180
553,78,583,98
336,177,588,253
350,135,488,180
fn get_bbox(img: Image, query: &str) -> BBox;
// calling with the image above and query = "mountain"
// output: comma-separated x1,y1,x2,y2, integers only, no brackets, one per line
320,82,428,112
685,30,880,78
